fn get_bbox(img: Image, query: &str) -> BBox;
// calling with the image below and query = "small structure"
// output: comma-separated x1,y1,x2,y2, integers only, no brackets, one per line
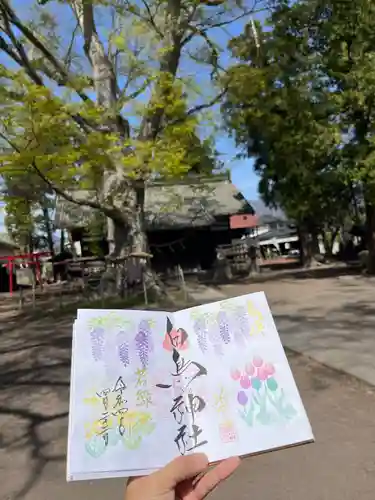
54,175,254,272
0,232,18,258
1,252,52,295
230,201,299,259
216,240,250,277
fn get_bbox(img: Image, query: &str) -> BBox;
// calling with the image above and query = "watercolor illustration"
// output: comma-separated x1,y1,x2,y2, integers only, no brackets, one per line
247,300,265,336
84,377,156,458
191,311,209,353
191,299,265,355
84,410,156,457
163,317,189,351
68,295,314,481
88,314,155,369
219,421,238,443
232,357,297,426
135,318,155,368
213,386,239,444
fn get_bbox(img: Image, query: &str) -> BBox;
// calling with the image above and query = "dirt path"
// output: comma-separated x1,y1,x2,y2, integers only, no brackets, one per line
1,272,375,499
219,270,375,384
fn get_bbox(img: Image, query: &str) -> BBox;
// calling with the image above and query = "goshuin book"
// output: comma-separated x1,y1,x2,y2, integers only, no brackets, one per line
67,292,314,481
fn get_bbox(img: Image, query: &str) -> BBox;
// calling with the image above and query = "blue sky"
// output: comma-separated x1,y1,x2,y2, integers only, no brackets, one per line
0,1,265,233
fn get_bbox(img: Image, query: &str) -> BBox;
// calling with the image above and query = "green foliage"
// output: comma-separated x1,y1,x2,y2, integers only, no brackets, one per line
1,153,54,251
223,0,365,238
0,0,259,231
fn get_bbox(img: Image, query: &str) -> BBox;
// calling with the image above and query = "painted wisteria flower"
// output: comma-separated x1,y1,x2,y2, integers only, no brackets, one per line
217,310,231,344
192,314,208,353
90,327,105,362
232,305,249,346
116,331,130,368
135,319,154,368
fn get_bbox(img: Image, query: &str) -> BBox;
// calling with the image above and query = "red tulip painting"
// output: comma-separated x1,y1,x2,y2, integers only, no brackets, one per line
232,357,297,427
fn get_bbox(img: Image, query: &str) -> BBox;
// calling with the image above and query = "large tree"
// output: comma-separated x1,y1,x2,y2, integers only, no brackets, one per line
297,0,375,271
0,0,266,292
223,0,365,266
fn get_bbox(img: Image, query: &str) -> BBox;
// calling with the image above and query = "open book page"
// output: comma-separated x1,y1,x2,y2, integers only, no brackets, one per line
171,292,314,463
67,310,178,481
67,295,313,481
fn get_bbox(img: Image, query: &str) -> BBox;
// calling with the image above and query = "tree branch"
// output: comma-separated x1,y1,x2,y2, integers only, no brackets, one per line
195,6,266,31
0,0,92,102
0,33,21,64
0,32,44,86
182,25,223,79
70,0,131,139
116,0,164,39
0,131,124,220
186,88,227,116
138,0,184,139
63,20,80,68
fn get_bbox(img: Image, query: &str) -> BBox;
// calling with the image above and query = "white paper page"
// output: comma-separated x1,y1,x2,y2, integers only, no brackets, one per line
67,310,179,481
170,292,314,462
68,322,154,481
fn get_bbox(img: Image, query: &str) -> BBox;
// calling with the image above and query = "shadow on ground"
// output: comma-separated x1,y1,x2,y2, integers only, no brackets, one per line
0,313,73,499
2,272,375,499
198,263,363,289
271,296,375,386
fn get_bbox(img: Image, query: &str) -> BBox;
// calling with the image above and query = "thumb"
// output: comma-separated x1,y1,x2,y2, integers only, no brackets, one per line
153,454,209,491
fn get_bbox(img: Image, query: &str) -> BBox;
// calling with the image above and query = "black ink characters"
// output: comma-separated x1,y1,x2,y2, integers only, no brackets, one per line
157,318,208,455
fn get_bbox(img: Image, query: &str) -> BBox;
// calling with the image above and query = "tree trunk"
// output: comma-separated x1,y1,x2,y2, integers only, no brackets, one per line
71,0,175,301
310,224,320,256
365,201,375,274
105,184,166,299
298,225,312,268
321,230,330,256
42,204,54,256
298,218,322,267
321,227,339,257
60,229,65,254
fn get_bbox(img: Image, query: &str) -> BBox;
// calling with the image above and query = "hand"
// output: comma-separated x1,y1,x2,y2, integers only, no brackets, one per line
126,453,241,500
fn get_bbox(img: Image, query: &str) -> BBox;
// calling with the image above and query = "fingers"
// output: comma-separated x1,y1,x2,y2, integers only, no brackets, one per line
191,456,241,500
151,453,209,491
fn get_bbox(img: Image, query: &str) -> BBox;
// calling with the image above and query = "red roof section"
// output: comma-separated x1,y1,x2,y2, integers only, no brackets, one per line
230,214,259,229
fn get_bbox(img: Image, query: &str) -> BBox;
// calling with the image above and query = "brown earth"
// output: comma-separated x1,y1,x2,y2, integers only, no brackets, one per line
1,268,375,500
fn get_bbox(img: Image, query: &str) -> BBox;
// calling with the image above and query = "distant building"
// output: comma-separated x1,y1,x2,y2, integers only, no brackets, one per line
230,200,299,258
0,232,18,258
54,175,255,271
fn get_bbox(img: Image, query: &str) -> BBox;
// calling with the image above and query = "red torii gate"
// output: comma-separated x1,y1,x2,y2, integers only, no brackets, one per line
2,251,52,296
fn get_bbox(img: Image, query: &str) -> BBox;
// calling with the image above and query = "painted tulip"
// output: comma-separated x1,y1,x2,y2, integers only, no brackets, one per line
251,377,262,391
245,362,255,376
267,377,278,392
253,356,263,368
257,366,269,381
230,369,241,381
237,390,248,406
240,375,251,389
264,363,275,376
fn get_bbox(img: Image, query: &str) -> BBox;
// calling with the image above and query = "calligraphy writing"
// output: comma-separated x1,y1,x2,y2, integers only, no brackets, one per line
96,376,128,444
135,368,153,408
156,318,208,455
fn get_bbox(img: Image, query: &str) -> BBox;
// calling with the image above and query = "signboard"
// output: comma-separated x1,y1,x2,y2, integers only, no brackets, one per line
16,268,35,287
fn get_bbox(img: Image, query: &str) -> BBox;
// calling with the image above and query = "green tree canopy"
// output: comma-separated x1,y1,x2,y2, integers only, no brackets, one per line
223,0,366,264
0,0,267,290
